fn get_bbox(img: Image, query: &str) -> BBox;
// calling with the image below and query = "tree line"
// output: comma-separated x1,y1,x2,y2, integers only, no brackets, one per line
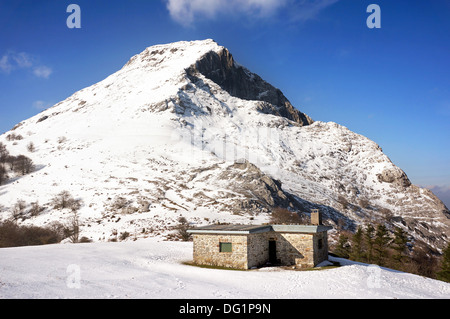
267,208,450,283
0,141,34,185
0,189,88,248
333,224,450,282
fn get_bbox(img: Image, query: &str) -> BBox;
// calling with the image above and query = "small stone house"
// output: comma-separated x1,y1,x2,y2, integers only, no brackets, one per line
187,211,332,270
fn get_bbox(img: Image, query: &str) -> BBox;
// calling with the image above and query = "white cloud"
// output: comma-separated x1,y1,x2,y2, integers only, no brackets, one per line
0,54,13,73
32,100,53,110
0,51,51,79
239,0,289,16
168,0,221,22
33,66,53,79
164,0,339,26
288,0,339,23
12,52,33,68
165,0,290,26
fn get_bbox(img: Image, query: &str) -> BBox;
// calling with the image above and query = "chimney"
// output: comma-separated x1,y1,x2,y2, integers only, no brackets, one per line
311,209,322,225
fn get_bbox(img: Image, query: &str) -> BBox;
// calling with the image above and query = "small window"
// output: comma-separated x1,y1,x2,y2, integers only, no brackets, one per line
219,242,232,252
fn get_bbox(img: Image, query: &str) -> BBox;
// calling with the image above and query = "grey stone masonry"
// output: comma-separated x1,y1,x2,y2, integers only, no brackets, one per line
188,224,332,270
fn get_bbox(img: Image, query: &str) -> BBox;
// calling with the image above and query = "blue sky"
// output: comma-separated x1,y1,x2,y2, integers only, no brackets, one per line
1,0,449,206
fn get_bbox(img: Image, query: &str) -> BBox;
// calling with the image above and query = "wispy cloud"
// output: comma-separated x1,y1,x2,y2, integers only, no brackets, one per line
164,0,337,26
0,51,52,79
32,100,53,110
12,52,33,68
33,66,52,79
0,54,13,73
288,0,339,23
165,0,288,26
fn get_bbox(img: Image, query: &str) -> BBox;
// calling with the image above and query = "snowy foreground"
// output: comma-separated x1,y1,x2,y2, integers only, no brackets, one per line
0,239,449,299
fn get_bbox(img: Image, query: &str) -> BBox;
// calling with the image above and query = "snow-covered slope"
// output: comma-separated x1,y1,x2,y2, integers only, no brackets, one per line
0,239,448,299
0,39,448,251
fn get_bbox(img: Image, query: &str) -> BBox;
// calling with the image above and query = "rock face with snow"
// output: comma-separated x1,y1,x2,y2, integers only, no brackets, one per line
186,48,313,126
0,39,448,251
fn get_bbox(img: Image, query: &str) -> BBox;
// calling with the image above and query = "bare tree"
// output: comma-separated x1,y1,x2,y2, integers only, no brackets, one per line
176,217,191,241
29,201,45,217
0,165,8,185
49,191,83,242
64,210,80,243
270,207,307,224
6,133,22,141
12,200,27,221
6,155,16,171
13,155,34,175
0,145,8,183
27,141,35,152
0,142,9,164
51,190,81,210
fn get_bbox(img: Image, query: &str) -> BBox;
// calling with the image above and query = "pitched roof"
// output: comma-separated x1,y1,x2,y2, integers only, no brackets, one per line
187,224,332,235
187,224,271,234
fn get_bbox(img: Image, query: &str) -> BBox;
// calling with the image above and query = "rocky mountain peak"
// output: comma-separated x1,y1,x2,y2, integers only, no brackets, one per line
121,39,313,126
0,39,448,252
122,39,222,71
186,46,313,126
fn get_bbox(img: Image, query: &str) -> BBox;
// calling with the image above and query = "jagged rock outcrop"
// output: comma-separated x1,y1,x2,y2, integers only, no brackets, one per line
219,160,291,211
377,168,412,188
186,48,313,126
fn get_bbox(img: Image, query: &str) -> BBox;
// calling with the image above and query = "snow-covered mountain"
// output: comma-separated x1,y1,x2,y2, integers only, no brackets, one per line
1,39,448,251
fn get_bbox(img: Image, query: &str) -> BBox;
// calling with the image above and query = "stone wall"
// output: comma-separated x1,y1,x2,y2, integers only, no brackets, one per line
247,233,270,268
192,234,249,269
271,232,329,267
274,232,315,268
313,231,329,266
192,231,329,270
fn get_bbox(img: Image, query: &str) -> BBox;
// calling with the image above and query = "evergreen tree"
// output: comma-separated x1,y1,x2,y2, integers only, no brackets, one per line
365,224,375,263
436,243,450,283
392,227,408,267
350,226,364,262
334,233,350,258
374,224,390,266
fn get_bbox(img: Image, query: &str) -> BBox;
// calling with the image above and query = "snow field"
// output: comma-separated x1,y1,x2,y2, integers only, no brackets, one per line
0,239,448,299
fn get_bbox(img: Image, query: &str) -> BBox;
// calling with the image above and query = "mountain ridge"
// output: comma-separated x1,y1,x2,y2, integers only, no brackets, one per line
0,39,448,252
